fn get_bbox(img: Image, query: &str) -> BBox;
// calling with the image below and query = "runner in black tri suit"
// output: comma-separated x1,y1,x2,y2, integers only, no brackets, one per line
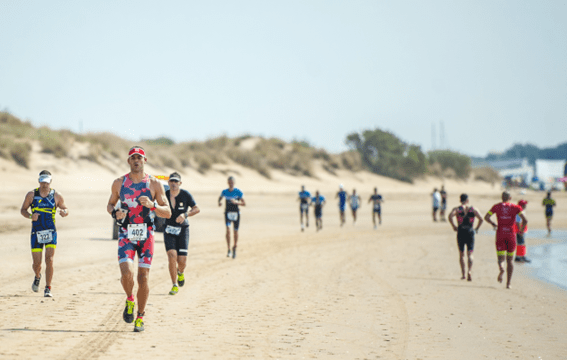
298,185,311,231
218,176,245,258
164,172,200,295
311,191,326,231
20,170,69,298
448,194,483,281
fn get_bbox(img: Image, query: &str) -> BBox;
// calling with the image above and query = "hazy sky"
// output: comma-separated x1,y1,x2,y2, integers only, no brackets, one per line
1,1,566,157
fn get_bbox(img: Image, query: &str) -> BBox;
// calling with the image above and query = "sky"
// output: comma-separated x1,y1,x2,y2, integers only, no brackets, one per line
1,1,566,157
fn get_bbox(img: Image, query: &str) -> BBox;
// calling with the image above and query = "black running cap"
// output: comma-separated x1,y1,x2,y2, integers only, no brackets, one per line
460,194,468,202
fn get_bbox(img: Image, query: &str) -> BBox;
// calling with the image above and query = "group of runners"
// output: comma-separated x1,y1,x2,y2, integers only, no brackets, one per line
18,145,560,332
297,185,384,231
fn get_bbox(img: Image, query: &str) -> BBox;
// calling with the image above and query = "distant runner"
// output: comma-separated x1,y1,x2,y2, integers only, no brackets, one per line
440,185,448,222
349,189,361,224
368,188,383,229
335,185,347,227
312,191,326,231
514,200,530,263
298,185,311,231
164,172,200,295
432,188,441,222
20,170,69,298
542,192,556,235
484,191,527,289
107,146,171,332
218,176,245,259
448,194,483,281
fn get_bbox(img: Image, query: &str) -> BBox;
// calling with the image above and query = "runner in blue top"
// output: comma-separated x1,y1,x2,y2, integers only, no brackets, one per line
297,185,311,231
20,170,69,298
368,187,384,229
349,189,361,225
311,191,326,231
335,184,348,227
218,176,245,258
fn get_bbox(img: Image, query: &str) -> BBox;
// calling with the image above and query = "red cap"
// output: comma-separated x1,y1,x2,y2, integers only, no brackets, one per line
128,147,146,159
518,199,528,207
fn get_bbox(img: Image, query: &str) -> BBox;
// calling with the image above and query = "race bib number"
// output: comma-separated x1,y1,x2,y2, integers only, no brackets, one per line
301,203,309,211
37,230,53,244
227,212,239,221
165,225,182,235
127,224,147,242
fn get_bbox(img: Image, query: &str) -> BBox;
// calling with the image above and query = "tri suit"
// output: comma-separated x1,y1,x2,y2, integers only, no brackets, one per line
164,189,196,255
456,206,475,252
118,173,155,268
221,188,243,230
487,202,524,256
543,198,556,219
337,191,347,212
349,195,360,211
30,188,57,252
299,190,311,214
370,194,382,215
312,195,325,219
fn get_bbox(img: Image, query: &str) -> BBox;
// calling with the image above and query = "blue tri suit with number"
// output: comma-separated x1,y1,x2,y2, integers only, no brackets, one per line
221,188,243,230
30,188,57,252
299,190,311,214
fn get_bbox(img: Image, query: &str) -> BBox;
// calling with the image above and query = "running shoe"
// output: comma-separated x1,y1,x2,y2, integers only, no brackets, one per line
32,276,40,292
227,250,231,258
169,284,179,295
523,257,531,263
514,257,523,263
177,273,185,287
44,286,52,298
123,299,135,323
134,318,145,332
232,247,236,259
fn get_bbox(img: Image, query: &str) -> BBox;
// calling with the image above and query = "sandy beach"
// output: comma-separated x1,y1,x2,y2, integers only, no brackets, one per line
1,153,566,360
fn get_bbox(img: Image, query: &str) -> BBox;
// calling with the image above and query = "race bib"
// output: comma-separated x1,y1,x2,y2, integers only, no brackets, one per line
37,230,53,244
165,225,182,235
227,212,239,221
127,224,147,242
301,203,309,211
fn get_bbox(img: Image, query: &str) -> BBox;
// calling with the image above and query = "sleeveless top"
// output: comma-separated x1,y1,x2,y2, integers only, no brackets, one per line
456,206,475,229
31,188,57,233
119,173,154,227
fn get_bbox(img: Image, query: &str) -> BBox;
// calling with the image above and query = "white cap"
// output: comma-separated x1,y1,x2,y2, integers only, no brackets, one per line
39,175,52,183
339,184,344,189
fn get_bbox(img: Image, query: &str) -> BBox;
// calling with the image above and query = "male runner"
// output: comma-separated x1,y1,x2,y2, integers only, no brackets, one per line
448,194,483,281
484,191,527,289
298,185,311,231
20,170,69,298
218,176,245,259
349,189,361,224
514,200,530,263
542,192,556,235
107,146,171,332
368,187,383,229
164,172,200,295
312,191,326,231
440,185,448,221
432,188,441,222
335,184,347,227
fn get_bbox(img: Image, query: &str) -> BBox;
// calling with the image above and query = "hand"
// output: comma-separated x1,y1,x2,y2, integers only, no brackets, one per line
139,196,153,209
116,209,127,220
58,209,68,217
492,225,497,231
31,213,40,221
218,202,222,207
230,199,238,204
475,228,479,234
452,225,458,232
176,214,185,224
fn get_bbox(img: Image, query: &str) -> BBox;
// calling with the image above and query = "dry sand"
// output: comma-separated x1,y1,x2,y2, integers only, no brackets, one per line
0,151,566,360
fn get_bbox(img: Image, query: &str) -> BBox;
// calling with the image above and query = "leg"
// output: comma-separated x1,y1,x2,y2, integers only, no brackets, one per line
32,251,42,278
167,249,178,285
467,251,474,281
119,261,135,298
459,251,466,280
225,227,231,250
137,268,150,314
506,255,514,289
233,229,239,250
44,247,55,287
547,217,552,234
497,254,506,283
372,211,376,227
377,211,382,225
306,212,309,227
177,255,187,275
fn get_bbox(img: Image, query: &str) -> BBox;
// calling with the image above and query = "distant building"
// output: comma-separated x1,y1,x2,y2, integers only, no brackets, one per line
485,158,534,185
535,159,567,182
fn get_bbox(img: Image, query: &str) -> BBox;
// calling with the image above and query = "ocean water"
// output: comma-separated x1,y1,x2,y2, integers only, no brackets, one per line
524,230,567,290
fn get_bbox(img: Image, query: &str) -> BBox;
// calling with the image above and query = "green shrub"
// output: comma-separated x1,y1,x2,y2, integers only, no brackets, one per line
473,166,501,183
38,127,70,158
11,142,32,168
428,150,471,179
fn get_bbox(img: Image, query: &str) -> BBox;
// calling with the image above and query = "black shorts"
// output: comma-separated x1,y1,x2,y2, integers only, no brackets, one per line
516,233,525,246
457,227,475,252
300,203,309,214
314,207,322,219
164,226,189,255
225,211,240,230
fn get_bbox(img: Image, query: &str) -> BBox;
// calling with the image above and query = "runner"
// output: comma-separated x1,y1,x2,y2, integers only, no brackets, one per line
448,194,483,281
542,192,556,235
335,184,347,227
432,188,441,222
20,170,69,298
368,187,383,229
349,189,361,224
439,185,448,222
107,146,171,332
312,191,326,231
514,200,530,263
484,191,527,289
164,172,200,295
218,176,245,259
298,185,311,231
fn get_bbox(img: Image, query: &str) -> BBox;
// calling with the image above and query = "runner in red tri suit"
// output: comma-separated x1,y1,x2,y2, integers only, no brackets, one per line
484,191,527,289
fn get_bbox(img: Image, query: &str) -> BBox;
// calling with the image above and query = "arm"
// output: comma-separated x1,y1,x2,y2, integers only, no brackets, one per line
484,212,497,230
518,212,527,231
20,191,38,221
473,209,484,233
237,198,246,207
107,178,126,220
447,207,458,231
218,194,223,207
55,192,69,217
142,178,171,219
